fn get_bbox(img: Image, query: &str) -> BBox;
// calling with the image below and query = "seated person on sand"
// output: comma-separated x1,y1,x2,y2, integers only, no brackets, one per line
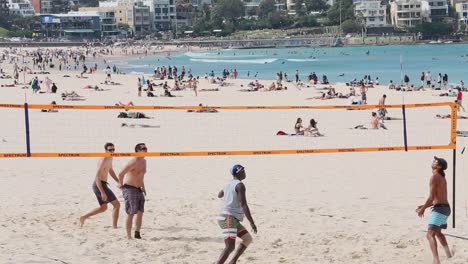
388,80,396,90
163,88,175,97
354,112,388,129
121,123,159,128
268,82,276,91
304,119,324,137
117,112,152,119
172,81,182,91
435,114,468,119
348,87,356,97
294,118,305,135
41,101,58,113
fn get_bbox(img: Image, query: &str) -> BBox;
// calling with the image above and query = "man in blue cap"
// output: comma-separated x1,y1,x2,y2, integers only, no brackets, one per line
416,156,453,264
216,164,257,264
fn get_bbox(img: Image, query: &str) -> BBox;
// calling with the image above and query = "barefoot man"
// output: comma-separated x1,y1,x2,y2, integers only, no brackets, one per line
217,164,257,264
118,143,147,239
80,143,120,228
416,157,453,264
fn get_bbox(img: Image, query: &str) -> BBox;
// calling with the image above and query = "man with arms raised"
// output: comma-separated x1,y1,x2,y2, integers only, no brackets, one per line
119,143,147,239
80,143,120,228
217,164,257,264
416,157,453,264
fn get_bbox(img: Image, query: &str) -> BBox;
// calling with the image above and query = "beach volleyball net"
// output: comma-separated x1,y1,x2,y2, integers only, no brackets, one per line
0,102,457,158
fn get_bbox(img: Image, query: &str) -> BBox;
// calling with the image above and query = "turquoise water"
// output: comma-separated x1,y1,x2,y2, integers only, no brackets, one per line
116,44,468,85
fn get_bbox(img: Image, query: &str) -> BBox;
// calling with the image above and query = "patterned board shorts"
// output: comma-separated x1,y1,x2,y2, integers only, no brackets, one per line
428,204,451,231
122,185,145,215
217,214,247,240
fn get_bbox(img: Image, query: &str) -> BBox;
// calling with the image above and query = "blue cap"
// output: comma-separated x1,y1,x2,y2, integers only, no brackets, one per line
230,164,245,176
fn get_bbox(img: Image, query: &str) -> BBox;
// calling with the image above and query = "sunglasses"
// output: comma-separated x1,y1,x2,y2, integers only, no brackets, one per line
107,148,115,152
140,147,147,151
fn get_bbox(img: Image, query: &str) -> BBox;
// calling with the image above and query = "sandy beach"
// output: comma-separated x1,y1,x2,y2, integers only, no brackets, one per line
1,47,468,264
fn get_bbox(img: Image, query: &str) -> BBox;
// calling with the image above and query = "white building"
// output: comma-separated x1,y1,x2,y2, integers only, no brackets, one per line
391,0,430,28
354,0,387,27
69,11,119,37
422,0,448,22
7,0,35,16
455,2,468,29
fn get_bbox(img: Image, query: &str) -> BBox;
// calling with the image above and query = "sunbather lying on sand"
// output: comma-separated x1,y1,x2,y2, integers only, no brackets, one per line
121,123,159,128
436,114,468,119
117,112,152,119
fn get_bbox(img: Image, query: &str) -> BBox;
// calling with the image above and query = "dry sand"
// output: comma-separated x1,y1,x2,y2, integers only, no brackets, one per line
0,51,468,264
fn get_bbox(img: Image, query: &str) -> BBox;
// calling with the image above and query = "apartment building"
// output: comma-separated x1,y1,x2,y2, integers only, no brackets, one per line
422,0,448,22
7,0,35,16
391,0,429,27
40,0,70,14
354,0,387,27
455,2,468,29
154,0,176,30
83,1,152,33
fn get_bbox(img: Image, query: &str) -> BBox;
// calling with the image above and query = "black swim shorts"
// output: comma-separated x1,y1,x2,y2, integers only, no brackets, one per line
92,180,117,205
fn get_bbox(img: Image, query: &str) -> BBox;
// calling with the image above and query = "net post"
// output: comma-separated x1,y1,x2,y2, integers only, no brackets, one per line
452,148,456,228
402,104,408,151
24,103,31,157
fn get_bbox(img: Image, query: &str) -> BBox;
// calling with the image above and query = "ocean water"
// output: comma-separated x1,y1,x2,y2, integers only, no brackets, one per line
114,44,468,85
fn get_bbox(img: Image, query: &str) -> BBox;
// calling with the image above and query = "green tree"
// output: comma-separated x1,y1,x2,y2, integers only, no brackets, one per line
258,0,276,18
327,0,355,25
341,19,360,33
295,0,306,17
212,0,245,24
304,0,329,12
411,22,454,38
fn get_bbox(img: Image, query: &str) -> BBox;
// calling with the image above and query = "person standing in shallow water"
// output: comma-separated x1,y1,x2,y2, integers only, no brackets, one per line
216,164,257,264
416,157,453,264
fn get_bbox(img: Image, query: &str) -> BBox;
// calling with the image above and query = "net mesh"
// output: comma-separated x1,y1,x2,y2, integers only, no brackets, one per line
1,102,456,157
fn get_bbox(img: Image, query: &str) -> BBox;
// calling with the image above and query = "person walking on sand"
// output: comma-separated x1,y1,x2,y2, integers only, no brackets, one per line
416,157,453,264
216,164,257,264
80,143,120,228
456,88,465,112
118,143,148,239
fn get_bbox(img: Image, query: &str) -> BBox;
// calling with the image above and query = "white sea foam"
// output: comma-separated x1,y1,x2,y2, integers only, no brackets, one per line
129,71,144,75
190,58,277,64
286,59,320,62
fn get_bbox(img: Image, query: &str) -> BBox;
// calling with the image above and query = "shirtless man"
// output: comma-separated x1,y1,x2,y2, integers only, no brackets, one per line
80,143,120,228
216,164,257,264
416,157,453,264
118,143,148,239
360,83,368,104
378,94,387,119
